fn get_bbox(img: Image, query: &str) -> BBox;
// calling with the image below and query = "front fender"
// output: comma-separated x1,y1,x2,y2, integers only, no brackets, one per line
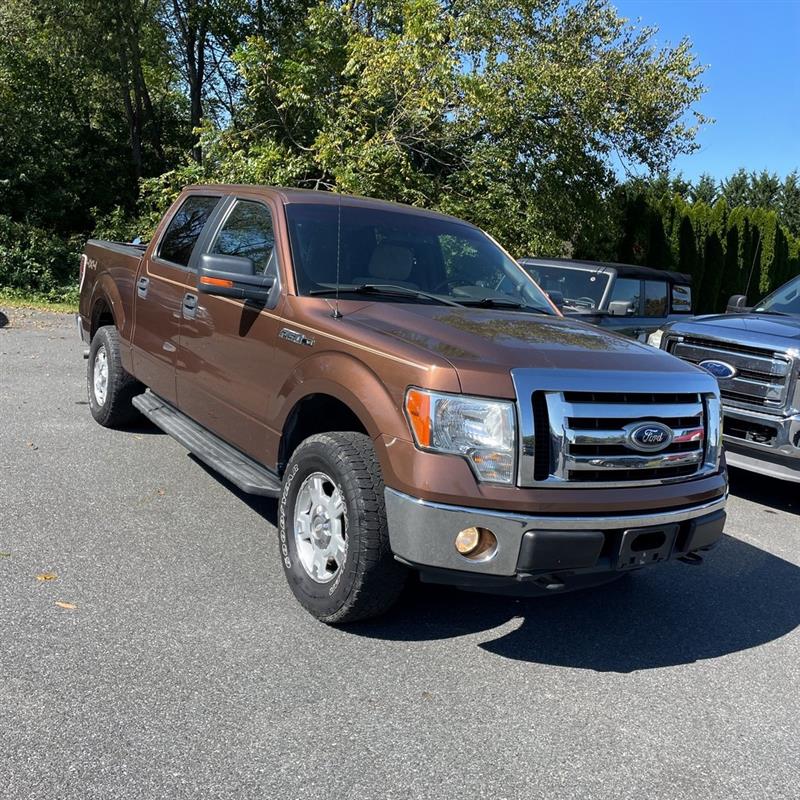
273,351,412,442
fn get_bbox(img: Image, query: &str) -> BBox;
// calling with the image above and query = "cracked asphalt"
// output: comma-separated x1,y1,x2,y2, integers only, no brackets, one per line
1,308,798,799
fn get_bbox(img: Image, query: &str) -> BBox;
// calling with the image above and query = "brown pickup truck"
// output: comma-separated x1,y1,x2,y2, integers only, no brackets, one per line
77,185,728,623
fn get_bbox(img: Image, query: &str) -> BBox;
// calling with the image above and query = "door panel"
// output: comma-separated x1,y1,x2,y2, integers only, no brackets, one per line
177,197,283,462
131,261,189,403
130,193,222,403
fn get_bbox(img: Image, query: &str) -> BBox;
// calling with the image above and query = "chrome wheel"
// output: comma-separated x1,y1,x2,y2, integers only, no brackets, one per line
93,345,108,406
293,471,347,583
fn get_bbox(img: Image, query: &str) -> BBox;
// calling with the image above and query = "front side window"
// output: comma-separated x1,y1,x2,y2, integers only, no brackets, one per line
158,195,220,266
522,265,610,312
210,200,277,275
285,203,554,313
644,280,668,317
608,278,641,314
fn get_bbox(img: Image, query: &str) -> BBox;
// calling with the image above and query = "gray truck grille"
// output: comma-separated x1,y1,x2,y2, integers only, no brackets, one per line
666,336,792,413
511,369,722,489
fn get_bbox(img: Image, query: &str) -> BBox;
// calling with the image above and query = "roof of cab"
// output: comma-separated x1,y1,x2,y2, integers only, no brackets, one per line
519,256,692,285
184,184,474,227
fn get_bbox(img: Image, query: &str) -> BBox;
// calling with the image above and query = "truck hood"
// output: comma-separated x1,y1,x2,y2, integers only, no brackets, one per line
668,312,800,347
346,303,702,396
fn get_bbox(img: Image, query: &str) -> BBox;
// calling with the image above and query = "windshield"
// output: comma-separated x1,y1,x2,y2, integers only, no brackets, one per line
754,275,800,315
285,202,554,313
520,264,609,312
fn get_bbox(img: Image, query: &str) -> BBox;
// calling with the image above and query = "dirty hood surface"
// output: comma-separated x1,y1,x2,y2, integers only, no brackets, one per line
345,303,702,395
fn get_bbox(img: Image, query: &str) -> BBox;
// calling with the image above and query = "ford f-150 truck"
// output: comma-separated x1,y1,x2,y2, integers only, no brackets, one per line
77,185,728,623
649,277,800,483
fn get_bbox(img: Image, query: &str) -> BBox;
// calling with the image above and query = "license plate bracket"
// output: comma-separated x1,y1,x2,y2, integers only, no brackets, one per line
617,523,679,570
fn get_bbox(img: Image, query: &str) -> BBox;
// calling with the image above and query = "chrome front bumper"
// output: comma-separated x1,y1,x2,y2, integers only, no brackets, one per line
722,406,800,483
385,488,727,579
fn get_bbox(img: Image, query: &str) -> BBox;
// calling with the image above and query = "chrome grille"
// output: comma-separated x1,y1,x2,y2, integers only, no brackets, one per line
666,336,793,413
511,369,722,488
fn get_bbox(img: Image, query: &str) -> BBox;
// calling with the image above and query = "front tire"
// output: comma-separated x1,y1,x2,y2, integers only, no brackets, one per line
87,325,143,428
278,432,407,624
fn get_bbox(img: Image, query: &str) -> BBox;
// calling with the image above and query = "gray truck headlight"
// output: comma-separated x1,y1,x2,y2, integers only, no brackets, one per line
404,388,516,483
647,328,665,349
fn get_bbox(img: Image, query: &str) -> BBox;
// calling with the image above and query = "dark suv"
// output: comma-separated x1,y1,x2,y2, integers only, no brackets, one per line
520,258,693,341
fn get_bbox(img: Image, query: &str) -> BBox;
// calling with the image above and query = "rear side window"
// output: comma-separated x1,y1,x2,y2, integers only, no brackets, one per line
158,195,220,266
210,200,277,275
672,284,692,313
644,280,668,317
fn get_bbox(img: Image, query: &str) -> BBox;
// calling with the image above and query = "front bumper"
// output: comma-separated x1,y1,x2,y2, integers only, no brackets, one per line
385,488,726,590
722,406,800,483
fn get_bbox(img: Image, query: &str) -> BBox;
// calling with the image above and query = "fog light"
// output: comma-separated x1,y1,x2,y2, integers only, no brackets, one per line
454,527,498,560
455,526,481,555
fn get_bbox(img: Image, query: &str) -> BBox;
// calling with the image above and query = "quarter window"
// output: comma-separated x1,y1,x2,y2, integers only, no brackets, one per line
158,195,220,267
671,284,692,313
211,200,277,275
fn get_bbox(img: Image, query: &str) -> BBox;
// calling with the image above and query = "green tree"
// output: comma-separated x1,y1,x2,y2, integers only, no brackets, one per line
779,171,800,236
690,173,717,205
749,170,782,209
721,168,751,208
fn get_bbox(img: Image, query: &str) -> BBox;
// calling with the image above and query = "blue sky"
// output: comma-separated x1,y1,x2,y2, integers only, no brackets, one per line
612,0,800,181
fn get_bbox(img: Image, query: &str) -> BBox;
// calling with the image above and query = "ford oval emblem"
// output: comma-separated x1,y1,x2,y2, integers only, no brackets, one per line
626,422,674,453
699,359,737,380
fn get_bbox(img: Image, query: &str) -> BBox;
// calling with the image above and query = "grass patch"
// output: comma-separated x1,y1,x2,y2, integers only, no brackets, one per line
0,289,78,313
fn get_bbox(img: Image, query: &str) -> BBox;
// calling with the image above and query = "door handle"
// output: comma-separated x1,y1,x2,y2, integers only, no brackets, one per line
183,292,198,319
137,276,149,299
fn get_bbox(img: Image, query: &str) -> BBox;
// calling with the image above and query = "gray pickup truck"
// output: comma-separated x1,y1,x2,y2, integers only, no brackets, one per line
649,275,800,483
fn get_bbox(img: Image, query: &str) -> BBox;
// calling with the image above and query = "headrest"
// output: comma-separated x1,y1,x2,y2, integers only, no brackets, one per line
368,244,414,281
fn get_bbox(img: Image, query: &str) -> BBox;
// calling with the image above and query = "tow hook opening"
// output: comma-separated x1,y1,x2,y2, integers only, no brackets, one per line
630,531,667,552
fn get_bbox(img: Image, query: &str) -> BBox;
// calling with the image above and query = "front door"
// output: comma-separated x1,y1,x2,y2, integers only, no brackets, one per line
131,193,222,403
176,196,283,462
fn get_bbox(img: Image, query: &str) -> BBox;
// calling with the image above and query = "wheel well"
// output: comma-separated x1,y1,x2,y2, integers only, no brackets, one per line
90,298,115,340
279,394,369,474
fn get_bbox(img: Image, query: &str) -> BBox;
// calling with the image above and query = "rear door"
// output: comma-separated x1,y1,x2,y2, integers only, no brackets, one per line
176,194,284,461
131,193,222,403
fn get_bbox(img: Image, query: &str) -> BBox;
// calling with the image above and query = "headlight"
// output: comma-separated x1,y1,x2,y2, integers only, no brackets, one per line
404,388,516,483
647,328,665,349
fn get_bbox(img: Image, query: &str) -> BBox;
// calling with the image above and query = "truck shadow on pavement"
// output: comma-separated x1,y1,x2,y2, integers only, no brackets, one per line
727,467,798,515
355,535,800,673
195,460,799,674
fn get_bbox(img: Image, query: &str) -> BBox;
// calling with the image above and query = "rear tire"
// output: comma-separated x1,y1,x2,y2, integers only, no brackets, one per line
87,325,144,428
278,432,407,624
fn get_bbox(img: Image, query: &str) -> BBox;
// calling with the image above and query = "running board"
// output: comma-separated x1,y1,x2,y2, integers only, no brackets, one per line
132,392,282,497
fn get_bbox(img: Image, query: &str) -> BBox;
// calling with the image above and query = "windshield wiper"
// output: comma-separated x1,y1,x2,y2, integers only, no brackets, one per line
309,284,465,308
459,297,550,313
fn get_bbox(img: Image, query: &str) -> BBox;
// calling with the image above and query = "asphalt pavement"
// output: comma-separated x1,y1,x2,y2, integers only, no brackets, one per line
1,308,798,799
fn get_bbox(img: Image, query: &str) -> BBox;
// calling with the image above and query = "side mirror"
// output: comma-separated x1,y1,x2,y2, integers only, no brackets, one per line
608,300,634,317
726,294,750,314
546,290,564,311
199,253,274,302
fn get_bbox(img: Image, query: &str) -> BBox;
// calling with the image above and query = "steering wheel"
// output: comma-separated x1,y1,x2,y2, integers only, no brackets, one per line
572,296,597,309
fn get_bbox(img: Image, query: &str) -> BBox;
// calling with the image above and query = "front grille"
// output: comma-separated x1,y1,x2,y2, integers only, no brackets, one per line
511,369,722,489
555,391,706,484
666,336,793,413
